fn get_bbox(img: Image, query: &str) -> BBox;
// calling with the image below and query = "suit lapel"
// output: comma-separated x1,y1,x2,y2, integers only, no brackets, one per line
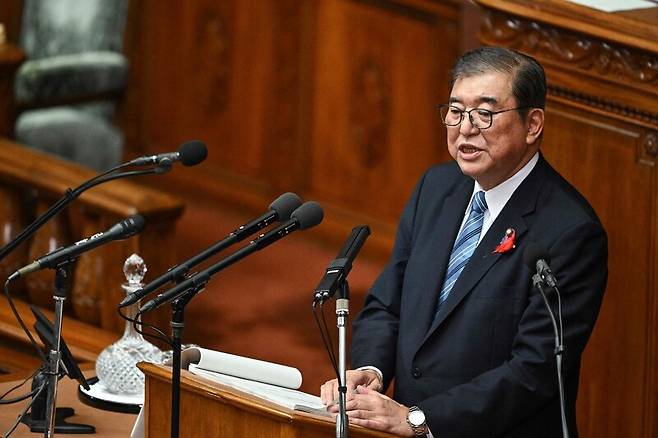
420,156,548,345
410,178,473,347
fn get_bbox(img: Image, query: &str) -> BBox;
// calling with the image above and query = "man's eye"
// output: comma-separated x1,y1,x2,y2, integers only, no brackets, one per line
475,109,491,117
449,108,462,115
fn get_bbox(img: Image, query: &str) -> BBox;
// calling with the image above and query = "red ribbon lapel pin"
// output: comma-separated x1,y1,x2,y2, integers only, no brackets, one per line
493,228,516,254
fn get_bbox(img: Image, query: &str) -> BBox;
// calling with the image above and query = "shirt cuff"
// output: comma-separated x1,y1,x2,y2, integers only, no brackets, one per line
355,365,383,388
355,367,435,437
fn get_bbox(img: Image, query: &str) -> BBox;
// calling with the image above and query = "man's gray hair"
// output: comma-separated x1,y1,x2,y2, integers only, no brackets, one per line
452,47,546,116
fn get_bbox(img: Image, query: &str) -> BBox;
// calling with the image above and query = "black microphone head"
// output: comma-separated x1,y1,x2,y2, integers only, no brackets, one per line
178,141,208,166
122,214,146,237
292,201,324,230
523,242,550,270
269,192,302,220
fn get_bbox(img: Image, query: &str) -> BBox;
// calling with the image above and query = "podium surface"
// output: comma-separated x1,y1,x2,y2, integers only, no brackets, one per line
140,362,396,438
0,367,136,437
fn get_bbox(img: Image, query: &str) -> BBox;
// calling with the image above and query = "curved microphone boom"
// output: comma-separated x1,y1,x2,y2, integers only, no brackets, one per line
128,140,208,167
119,192,303,308
139,201,324,313
0,141,207,265
10,215,145,280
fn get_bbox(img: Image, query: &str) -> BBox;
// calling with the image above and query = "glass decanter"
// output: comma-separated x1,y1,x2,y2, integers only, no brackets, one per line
95,254,164,394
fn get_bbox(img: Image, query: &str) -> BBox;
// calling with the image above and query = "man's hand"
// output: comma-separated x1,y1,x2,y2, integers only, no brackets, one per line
335,385,416,437
320,369,383,407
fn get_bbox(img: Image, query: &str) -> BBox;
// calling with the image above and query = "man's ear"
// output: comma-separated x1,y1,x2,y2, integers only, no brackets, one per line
526,108,544,145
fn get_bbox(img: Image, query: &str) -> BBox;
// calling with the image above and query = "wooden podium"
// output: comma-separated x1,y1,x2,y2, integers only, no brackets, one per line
139,362,396,438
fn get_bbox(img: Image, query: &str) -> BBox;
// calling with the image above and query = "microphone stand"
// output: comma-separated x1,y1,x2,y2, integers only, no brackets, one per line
43,261,74,438
313,226,369,438
168,284,204,438
0,164,168,378
335,281,350,438
532,274,568,438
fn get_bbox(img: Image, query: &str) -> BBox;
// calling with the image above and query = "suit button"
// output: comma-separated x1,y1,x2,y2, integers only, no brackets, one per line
412,367,422,378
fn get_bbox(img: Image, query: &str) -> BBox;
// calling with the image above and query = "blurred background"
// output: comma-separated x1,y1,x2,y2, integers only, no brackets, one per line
1,1,658,436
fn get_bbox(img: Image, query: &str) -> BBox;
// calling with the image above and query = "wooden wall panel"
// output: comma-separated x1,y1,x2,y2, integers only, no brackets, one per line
309,0,455,247
543,104,654,438
119,0,468,258
122,0,311,201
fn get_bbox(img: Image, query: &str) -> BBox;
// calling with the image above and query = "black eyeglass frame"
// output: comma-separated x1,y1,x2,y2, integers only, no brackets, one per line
436,104,531,129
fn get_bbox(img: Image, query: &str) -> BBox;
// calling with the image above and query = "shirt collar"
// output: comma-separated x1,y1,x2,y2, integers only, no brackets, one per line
473,152,539,220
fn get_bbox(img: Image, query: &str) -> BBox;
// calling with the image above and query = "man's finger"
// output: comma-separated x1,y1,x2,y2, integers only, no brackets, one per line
355,384,377,395
346,409,377,420
320,379,338,406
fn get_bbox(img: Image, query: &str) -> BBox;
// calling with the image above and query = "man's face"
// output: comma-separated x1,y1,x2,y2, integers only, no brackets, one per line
446,71,541,190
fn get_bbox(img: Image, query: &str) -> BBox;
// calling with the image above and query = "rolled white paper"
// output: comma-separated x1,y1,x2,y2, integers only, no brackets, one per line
189,347,303,389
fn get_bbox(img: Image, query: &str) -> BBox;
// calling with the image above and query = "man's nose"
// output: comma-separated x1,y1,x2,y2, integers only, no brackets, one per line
459,113,480,135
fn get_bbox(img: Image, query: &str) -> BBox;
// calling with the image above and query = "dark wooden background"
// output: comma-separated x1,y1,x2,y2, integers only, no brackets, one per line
115,0,481,259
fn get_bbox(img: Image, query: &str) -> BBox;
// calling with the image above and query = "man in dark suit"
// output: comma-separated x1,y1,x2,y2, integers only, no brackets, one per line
320,47,607,437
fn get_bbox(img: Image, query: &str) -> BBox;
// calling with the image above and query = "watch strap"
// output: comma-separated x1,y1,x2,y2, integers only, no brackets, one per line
406,406,429,436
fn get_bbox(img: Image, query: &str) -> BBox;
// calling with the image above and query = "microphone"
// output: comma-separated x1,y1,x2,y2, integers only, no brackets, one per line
128,140,208,167
118,192,303,308
11,215,145,279
313,225,370,303
229,192,303,241
523,243,558,288
139,201,323,313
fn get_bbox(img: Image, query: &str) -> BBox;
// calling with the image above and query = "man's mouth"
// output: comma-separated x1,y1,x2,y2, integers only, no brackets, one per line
459,144,482,154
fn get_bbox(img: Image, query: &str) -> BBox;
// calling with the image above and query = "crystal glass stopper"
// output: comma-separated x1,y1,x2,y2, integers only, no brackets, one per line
123,253,147,286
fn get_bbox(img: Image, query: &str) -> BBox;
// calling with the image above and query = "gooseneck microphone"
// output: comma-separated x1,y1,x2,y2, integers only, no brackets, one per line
128,140,208,167
10,215,145,279
314,225,370,304
523,242,569,438
119,192,303,308
0,141,207,265
139,201,324,313
311,227,370,438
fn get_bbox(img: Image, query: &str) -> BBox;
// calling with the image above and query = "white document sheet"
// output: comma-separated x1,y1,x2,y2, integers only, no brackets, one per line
189,364,329,416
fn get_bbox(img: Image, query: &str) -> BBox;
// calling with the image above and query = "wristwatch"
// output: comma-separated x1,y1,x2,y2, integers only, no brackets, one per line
406,406,429,436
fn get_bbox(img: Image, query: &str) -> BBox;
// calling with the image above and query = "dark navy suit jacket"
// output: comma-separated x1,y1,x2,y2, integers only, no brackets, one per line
351,155,607,438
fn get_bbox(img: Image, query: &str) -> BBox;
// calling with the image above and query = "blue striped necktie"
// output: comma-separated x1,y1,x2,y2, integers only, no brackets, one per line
437,191,488,310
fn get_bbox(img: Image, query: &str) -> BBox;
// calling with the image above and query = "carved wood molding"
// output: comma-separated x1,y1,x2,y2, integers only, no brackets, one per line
551,85,658,165
480,8,658,136
269,0,302,159
481,10,658,87
194,4,232,115
549,84,658,126
643,132,658,157
350,55,391,168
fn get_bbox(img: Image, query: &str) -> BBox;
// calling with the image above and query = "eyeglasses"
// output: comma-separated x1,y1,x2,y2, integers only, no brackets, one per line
437,104,530,129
